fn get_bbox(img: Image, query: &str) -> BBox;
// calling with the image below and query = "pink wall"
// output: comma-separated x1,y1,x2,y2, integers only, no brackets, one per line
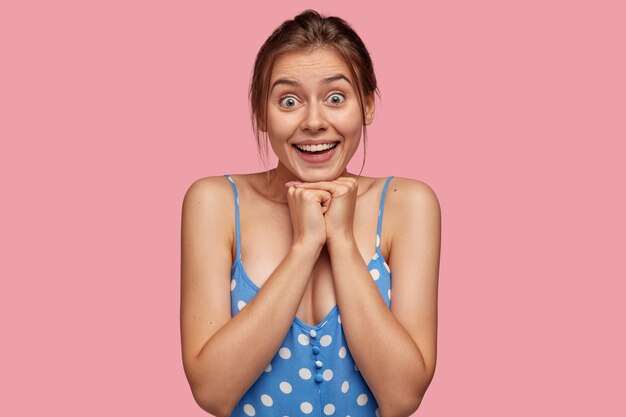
2,0,624,415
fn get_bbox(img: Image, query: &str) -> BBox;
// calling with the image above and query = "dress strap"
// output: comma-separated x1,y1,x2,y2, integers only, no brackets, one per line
224,175,241,261
376,176,394,252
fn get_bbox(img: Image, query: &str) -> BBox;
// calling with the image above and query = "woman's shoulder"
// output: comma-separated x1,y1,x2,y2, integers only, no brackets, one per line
360,175,438,200
180,176,238,258
183,175,233,203
387,176,438,197
181,175,245,227
182,172,269,210
384,176,441,219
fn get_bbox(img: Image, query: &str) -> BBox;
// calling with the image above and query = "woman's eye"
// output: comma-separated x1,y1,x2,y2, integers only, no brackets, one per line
327,93,346,105
279,96,299,108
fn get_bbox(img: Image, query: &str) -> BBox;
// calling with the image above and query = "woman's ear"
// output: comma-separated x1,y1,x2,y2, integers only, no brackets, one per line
364,93,375,126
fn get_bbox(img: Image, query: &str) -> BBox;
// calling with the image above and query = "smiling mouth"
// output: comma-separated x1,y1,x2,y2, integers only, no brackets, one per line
293,142,339,154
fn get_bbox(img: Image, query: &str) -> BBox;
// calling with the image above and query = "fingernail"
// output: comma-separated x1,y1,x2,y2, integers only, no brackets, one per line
284,181,302,187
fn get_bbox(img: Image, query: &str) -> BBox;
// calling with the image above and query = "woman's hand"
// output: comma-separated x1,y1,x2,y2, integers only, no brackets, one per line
289,177,358,246
285,182,331,250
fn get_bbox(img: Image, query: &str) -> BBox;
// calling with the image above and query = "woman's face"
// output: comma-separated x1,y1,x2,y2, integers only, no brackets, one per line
264,47,374,182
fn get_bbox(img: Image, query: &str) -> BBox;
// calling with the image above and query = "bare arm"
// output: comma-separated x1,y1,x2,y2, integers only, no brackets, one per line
180,177,328,417
326,178,441,417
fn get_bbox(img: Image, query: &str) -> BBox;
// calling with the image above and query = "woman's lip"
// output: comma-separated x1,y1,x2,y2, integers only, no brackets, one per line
293,142,339,164
293,140,339,146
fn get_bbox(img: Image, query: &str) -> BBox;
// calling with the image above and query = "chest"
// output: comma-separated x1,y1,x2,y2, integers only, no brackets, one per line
233,197,385,327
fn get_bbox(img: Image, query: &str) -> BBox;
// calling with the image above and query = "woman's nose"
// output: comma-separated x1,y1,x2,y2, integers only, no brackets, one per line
301,103,327,133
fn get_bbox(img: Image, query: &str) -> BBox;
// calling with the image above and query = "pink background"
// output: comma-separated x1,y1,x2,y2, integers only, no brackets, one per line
2,0,624,415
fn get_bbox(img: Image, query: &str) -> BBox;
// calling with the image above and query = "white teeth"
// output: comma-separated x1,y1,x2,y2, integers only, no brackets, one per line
295,143,337,152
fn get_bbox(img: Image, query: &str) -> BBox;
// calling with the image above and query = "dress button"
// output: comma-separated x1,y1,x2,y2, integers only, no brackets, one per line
315,360,323,368
315,373,323,383
312,346,321,355
309,329,317,338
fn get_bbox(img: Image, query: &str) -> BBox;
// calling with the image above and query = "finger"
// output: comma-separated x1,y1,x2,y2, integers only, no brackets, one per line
292,181,350,197
334,177,358,188
294,187,331,206
295,177,358,189
284,180,303,188
319,190,331,212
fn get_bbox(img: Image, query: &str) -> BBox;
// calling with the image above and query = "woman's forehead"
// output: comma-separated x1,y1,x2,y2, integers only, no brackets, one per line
270,48,354,85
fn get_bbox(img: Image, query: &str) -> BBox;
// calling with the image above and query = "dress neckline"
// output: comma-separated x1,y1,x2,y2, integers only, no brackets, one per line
233,250,389,330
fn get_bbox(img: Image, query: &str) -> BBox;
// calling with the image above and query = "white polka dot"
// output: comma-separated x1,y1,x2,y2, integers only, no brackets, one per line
341,380,350,393
388,289,391,300
264,363,272,372
357,394,368,406
323,369,333,381
231,279,236,291
337,314,341,324
384,262,390,273
323,403,336,415
309,329,317,338
372,252,379,260
298,334,310,345
243,404,255,416
370,268,380,280
236,196,240,206
299,368,312,380
320,335,332,347
338,346,347,358
279,381,292,394
376,234,380,247
300,402,313,414
261,394,273,406
237,300,246,310
375,408,381,417
278,347,291,359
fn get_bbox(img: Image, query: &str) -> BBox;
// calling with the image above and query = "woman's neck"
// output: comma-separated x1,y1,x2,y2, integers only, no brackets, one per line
263,163,352,203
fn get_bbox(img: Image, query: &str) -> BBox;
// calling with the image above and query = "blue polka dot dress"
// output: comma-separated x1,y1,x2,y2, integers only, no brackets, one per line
225,175,394,417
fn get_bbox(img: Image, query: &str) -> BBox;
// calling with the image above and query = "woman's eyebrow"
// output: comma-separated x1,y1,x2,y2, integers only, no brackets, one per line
322,74,352,86
270,78,300,92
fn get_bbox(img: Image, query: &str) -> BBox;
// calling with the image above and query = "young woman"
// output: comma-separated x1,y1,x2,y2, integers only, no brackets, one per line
181,10,441,417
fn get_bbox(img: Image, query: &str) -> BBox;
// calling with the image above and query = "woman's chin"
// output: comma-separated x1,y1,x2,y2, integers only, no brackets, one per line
276,160,348,183
296,169,344,183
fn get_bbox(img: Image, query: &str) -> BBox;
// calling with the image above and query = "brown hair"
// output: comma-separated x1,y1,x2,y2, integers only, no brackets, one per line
249,9,379,170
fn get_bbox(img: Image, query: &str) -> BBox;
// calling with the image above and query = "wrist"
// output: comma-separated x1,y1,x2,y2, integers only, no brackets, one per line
290,239,324,259
326,232,357,254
